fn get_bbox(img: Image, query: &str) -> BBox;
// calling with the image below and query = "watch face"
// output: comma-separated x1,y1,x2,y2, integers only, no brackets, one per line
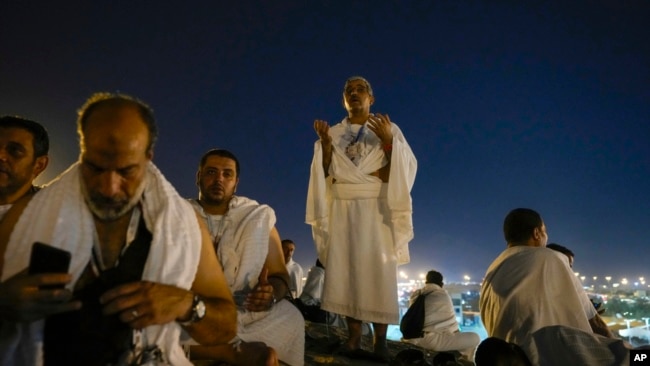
195,299,207,320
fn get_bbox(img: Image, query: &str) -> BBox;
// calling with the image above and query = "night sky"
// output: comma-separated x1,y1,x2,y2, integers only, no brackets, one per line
2,1,648,284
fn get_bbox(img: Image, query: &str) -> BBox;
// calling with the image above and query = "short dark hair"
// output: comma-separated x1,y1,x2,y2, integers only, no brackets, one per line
546,243,574,258
425,270,443,286
281,239,295,246
0,116,50,158
77,92,158,154
503,208,543,243
344,76,374,96
198,148,240,177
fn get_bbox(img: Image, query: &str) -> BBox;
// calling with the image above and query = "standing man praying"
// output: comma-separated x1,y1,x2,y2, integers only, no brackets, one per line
306,76,417,362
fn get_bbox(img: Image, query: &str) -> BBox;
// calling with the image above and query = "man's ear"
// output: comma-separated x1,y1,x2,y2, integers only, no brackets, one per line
369,95,375,106
532,227,544,245
32,155,49,179
195,169,201,187
234,177,240,193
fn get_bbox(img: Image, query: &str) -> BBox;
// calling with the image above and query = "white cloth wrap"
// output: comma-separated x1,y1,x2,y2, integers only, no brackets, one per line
305,118,417,325
285,259,303,298
479,246,597,346
305,118,417,266
191,197,305,366
298,265,324,306
1,162,201,366
403,284,480,360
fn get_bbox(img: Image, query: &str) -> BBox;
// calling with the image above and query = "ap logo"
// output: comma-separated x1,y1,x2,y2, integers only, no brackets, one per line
631,349,650,365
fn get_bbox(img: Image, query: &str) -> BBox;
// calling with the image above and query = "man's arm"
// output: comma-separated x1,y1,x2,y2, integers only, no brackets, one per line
314,120,332,177
0,270,81,322
245,227,290,311
0,192,82,323
100,212,237,345
182,212,237,344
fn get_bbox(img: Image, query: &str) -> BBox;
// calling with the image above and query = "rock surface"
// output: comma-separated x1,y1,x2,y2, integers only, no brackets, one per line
304,321,433,366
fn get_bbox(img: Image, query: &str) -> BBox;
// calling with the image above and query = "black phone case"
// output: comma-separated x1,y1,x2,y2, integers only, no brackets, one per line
28,242,71,289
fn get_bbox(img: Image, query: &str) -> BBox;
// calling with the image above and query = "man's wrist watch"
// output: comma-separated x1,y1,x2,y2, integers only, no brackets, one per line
180,294,206,326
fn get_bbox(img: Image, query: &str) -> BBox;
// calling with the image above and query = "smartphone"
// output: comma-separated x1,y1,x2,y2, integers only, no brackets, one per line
28,242,71,289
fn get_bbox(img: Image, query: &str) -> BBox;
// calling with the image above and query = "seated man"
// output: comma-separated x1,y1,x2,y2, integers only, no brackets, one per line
546,242,574,268
190,148,305,366
0,116,74,325
299,259,324,307
477,325,645,366
403,270,480,361
480,208,613,347
0,94,236,365
281,239,304,299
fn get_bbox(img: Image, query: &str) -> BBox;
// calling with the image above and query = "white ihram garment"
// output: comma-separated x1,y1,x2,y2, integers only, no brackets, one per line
0,162,201,366
285,259,304,299
191,197,305,366
480,246,597,346
403,284,480,360
306,118,417,324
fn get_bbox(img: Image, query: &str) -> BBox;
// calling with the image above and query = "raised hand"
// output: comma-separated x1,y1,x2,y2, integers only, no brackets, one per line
368,113,394,144
313,119,331,145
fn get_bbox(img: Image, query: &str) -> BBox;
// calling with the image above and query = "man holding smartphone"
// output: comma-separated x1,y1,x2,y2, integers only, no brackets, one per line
0,95,237,366
0,116,81,324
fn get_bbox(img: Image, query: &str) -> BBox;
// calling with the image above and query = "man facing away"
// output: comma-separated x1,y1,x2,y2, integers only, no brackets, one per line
0,94,237,365
479,208,614,349
404,270,480,361
190,148,305,366
546,242,574,268
281,239,304,299
306,76,417,361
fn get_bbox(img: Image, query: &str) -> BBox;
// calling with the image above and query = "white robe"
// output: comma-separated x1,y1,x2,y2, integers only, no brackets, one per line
191,197,305,366
285,259,303,298
479,246,597,346
403,284,480,360
306,118,417,324
1,162,202,366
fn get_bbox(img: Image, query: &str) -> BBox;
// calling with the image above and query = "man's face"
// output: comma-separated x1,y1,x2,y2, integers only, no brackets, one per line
0,127,47,201
197,155,239,207
80,105,152,221
282,242,295,263
343,79,374,114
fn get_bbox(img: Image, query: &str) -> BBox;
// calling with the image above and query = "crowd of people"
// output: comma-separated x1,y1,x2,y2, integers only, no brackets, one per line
0,75,417,366
0,76,643,366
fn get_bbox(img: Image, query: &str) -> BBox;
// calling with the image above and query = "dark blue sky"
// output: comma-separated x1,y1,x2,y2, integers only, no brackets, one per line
1,1,648,284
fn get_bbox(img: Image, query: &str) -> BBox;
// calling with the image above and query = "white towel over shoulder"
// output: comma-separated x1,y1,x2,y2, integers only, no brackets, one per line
1,162,202,366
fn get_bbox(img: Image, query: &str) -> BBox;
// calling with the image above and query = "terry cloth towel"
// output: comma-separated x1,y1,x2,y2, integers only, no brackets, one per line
1,162,201,366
